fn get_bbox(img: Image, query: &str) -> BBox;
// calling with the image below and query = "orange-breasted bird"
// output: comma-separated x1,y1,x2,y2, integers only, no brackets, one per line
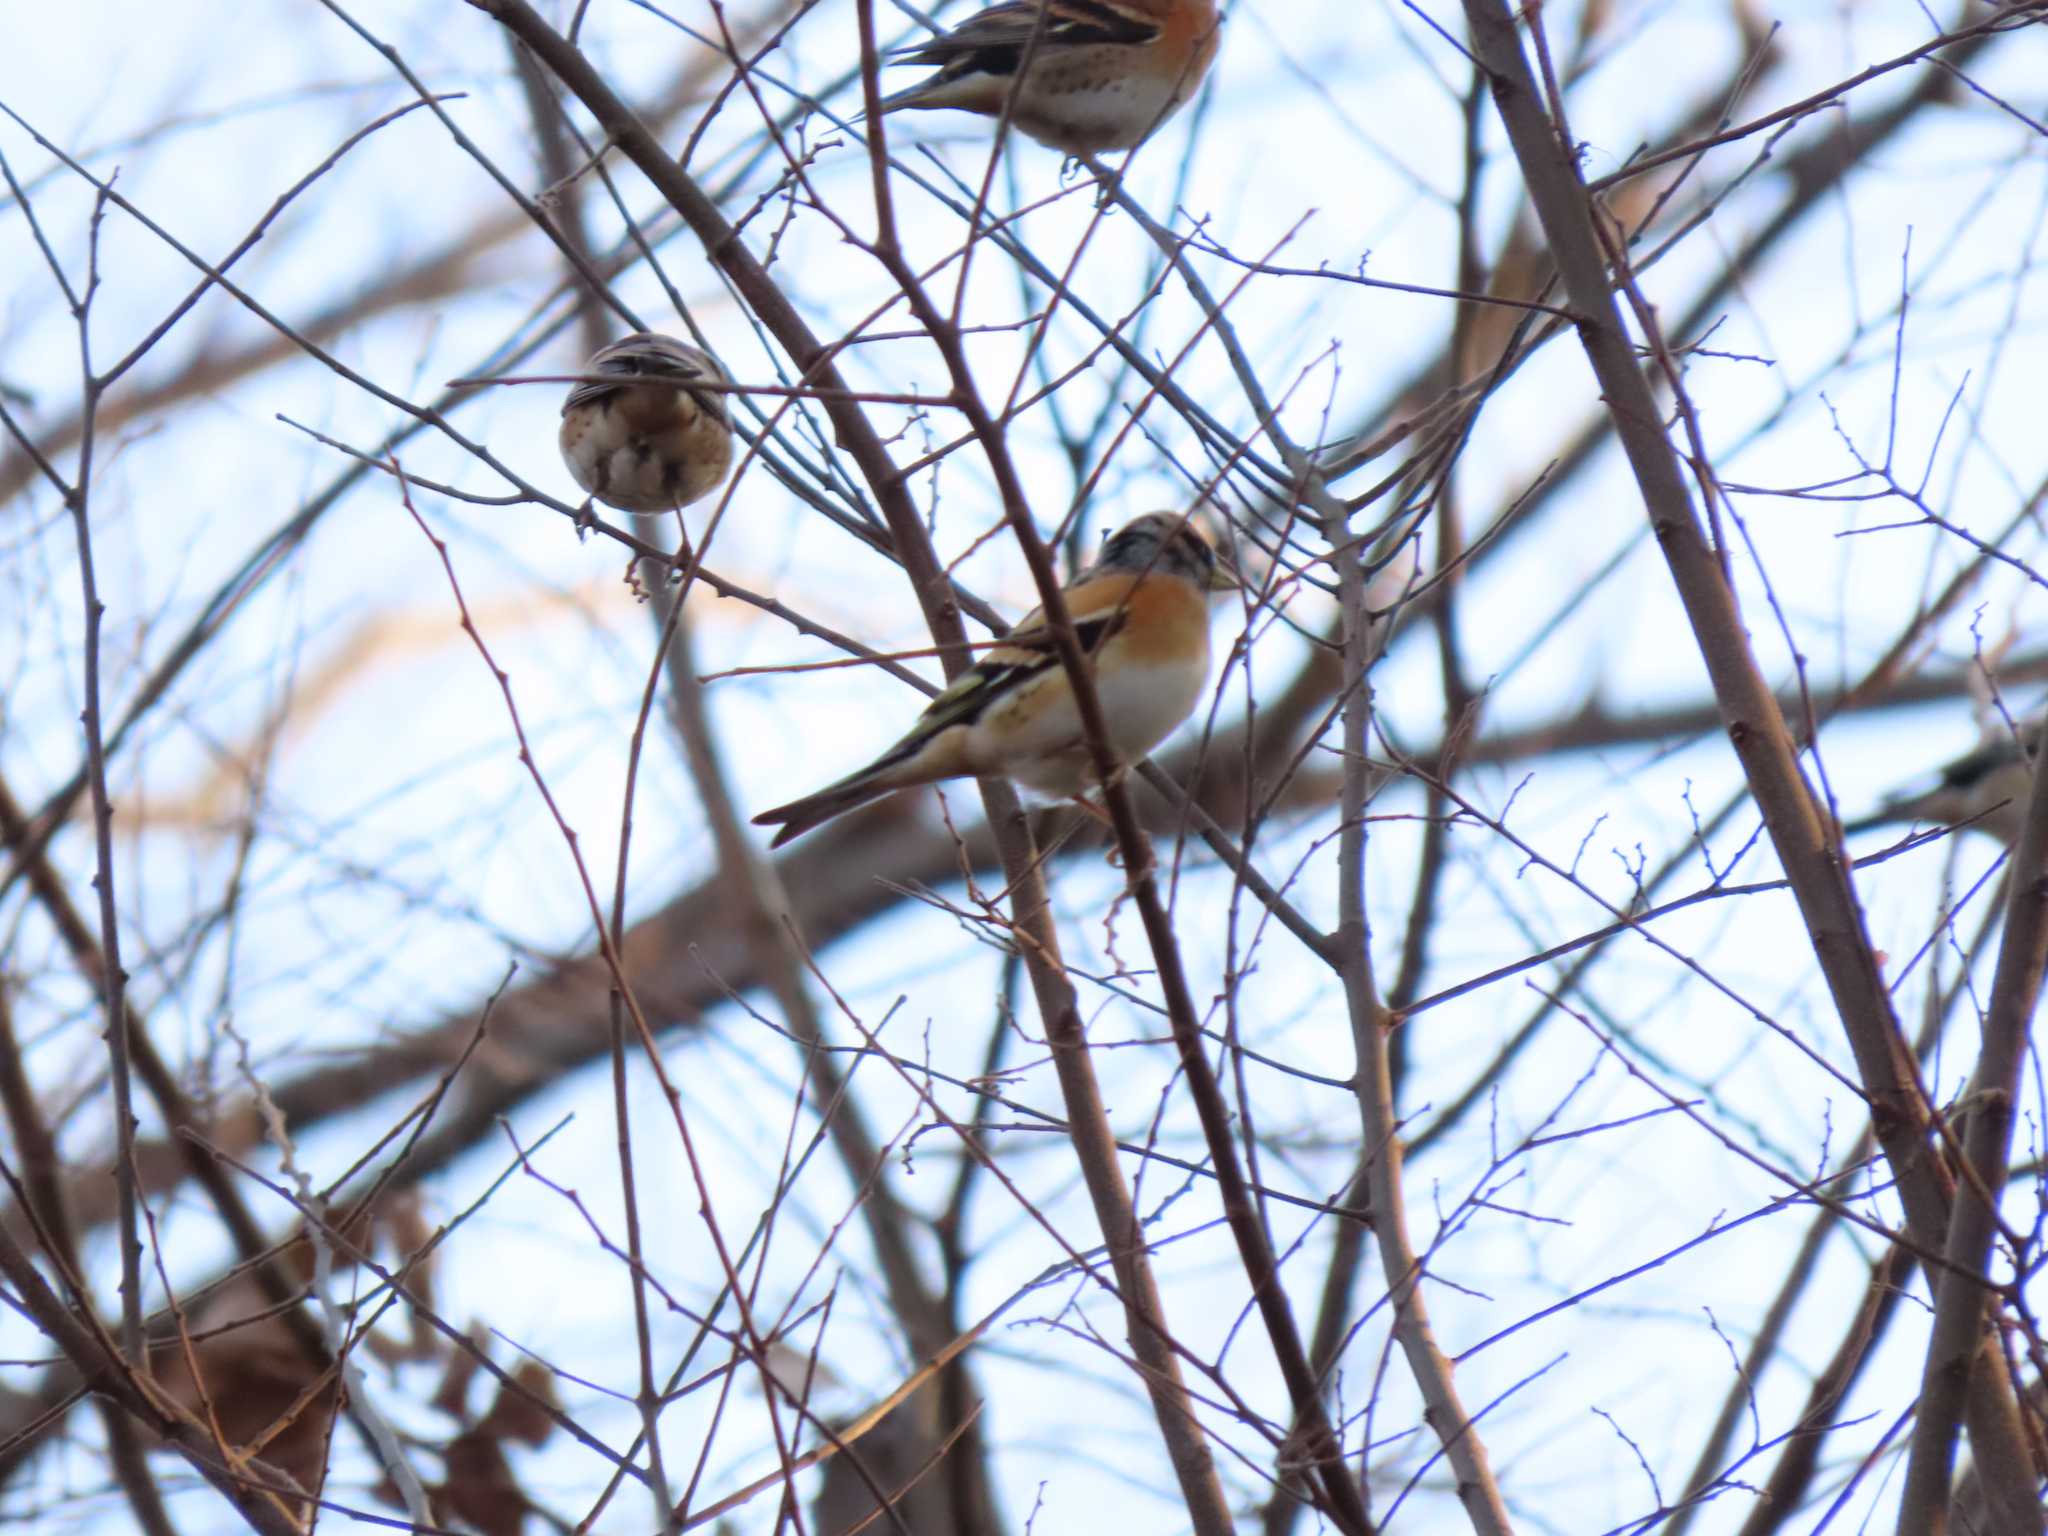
558,333,735,515
752,512,1236,847
877,0,1222,156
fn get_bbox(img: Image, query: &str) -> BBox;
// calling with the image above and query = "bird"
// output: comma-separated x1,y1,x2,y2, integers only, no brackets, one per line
752,512,1237,847
558,332,735,515
875,0,1222,157
1843,720,2040,845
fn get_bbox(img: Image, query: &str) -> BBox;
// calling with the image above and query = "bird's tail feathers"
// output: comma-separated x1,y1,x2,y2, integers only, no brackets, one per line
844,71,954,132
751,748,939,848
753,779,901,849
875,75,988,117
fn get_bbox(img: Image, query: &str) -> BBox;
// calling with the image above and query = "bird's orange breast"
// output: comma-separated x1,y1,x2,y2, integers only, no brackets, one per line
1070,571,1210,665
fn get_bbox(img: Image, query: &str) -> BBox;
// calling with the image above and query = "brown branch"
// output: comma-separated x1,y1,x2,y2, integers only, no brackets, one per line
1330,0,2036,698
1664,868,2008,1536
1086,144,1512,1536
1457,0,2044,1526
10,613,2037,1278
1585,1,2048,193
0,764,351,1395
0,17,766,506
1727,1248,1914,1536
643,545,1000,1533
1896,637,2048,1525
455,3,1246,1528
0,1215,308,1536
0,992,178,1536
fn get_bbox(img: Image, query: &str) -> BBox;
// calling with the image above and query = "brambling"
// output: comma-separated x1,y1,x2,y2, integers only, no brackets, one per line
877,0,1221,157
1844,720,2039,845
558,332,734,515
752,512,1237,847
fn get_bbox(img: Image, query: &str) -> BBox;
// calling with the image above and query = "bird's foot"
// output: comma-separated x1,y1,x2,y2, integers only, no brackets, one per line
1074,153,1122,208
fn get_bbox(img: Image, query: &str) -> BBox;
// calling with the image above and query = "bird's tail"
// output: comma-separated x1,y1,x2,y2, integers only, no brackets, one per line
873,75,987,117
845,86,924,138
753,711,969,847
869,84,923,119
751,771,911,849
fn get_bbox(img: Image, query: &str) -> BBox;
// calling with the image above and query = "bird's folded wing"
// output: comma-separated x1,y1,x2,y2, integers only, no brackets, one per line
887,598,1127,750
891,0,1157,66
563,340,717,413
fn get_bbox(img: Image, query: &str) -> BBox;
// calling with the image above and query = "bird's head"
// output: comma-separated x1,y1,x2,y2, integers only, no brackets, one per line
1096,510,1239,592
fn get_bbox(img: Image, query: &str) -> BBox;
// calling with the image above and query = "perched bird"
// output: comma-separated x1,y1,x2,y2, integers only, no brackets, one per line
1844,720,2040,845
876,0,1222,157
752,512,1237,847
558,332,735,515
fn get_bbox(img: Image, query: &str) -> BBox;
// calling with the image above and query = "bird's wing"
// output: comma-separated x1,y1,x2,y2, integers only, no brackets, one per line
563,339,724,417
892,0,1158,73
750,579,1141,843
883,584,1132,755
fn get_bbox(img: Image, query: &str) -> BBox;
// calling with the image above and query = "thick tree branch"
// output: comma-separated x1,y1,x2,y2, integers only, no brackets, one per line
1456,0,2045,1526
1896,667,2048,1526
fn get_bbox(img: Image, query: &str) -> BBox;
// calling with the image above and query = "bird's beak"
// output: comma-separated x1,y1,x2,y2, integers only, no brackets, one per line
1206,556,1242,593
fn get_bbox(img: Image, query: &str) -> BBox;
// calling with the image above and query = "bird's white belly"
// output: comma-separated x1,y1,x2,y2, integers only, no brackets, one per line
1093,649,1209,759
975,645,1210,796
1020,74,1183,150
